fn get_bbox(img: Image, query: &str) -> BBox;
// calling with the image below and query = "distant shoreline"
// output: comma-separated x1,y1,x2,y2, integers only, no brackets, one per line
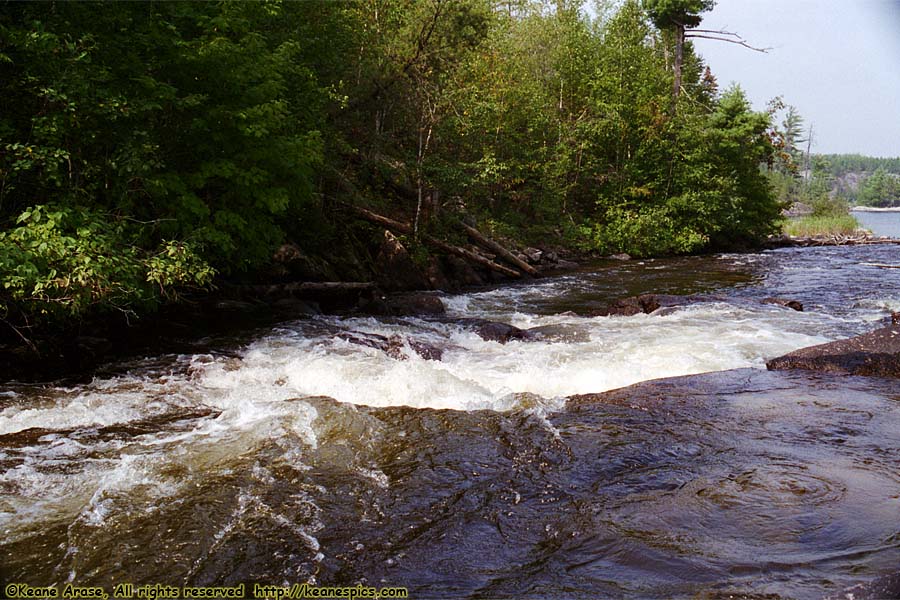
851,206,900,212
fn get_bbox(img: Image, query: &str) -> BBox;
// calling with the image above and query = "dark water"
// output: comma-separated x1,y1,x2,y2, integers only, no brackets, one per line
2,246,900,599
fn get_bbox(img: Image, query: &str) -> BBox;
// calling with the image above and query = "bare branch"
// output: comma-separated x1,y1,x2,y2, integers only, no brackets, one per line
686,33,770,52
689,28,743,38
2,318,39,356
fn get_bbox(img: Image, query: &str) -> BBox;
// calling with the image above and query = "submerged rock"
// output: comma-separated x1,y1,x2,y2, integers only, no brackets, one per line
337,331,444,361
830,571,900,600
762,297,804,311
452,318,537,344
766,325,900,378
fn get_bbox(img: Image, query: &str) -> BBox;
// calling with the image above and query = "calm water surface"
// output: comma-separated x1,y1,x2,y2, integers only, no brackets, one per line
852,209,900,238
2,246,900,598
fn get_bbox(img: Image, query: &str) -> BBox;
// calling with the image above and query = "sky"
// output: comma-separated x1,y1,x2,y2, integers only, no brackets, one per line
690,0,900,157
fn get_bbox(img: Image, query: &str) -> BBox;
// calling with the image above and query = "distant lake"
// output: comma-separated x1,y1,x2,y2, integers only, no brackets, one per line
851,209,900,238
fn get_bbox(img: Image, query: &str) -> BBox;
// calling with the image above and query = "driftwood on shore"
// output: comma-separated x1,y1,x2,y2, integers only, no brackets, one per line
347,204,525,279
767,234,900,248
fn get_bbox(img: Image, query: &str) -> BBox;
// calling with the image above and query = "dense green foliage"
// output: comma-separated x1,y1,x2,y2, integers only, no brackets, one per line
798,153,900,207
1,1,331,326
819,154,900,177
857,168,900,207
1,0,785,335
763,106,879,231
644,0,716,29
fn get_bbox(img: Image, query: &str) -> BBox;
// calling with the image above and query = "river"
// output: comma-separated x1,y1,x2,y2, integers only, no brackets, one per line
2,246,900,598
852,208,900,238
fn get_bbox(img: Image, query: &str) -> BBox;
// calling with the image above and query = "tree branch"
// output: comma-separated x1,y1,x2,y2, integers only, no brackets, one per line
2,317,39,356
689,28,743,37
686,33,770,52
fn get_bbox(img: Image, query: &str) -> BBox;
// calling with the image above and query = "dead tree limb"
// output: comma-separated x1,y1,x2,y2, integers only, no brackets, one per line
686,30,770,52
347,204,522,279
459,222,539,276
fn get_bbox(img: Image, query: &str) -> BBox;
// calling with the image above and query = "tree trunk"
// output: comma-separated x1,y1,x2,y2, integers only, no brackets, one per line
673,25,685,105
415,128,424,237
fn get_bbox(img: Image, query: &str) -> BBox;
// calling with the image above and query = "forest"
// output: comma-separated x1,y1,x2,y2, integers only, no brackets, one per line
811,154,900,207
1,0,794,337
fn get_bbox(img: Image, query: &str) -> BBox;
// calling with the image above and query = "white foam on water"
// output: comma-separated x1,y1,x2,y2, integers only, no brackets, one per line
0,370,323,543
185,302,831,411
854,296,900,322
0,378,195,435
0,286,850,543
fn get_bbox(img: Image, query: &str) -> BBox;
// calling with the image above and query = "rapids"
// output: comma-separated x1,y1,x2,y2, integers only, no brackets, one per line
2,245,900,598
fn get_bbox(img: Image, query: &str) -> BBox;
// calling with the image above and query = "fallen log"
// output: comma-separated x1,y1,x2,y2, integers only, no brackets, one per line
862,263,900,269
348,204,522,279
459,222,539,276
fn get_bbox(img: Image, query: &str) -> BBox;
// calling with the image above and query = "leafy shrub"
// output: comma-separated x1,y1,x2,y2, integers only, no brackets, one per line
0,205,214,322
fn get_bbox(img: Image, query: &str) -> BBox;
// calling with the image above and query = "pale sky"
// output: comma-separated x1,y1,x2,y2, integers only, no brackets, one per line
692,0,900,157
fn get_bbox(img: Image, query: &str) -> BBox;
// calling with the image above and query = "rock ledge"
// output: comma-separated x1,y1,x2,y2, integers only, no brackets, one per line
766,325,900,378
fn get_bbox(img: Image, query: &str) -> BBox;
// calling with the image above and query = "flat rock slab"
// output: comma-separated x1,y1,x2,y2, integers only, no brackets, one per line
766,325,900,378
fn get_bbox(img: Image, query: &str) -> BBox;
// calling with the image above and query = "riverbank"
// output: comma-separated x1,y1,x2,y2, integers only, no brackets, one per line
9,228,900,385
0,233,589,384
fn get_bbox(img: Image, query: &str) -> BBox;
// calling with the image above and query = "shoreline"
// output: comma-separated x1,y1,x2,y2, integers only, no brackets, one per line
4,238,898,385
851,206,900,212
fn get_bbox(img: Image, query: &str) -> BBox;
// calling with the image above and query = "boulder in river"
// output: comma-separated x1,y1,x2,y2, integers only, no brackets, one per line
766,325,900,378
593,293,687,317
337,331,444,361
453,318,537,344
762,297,804,311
